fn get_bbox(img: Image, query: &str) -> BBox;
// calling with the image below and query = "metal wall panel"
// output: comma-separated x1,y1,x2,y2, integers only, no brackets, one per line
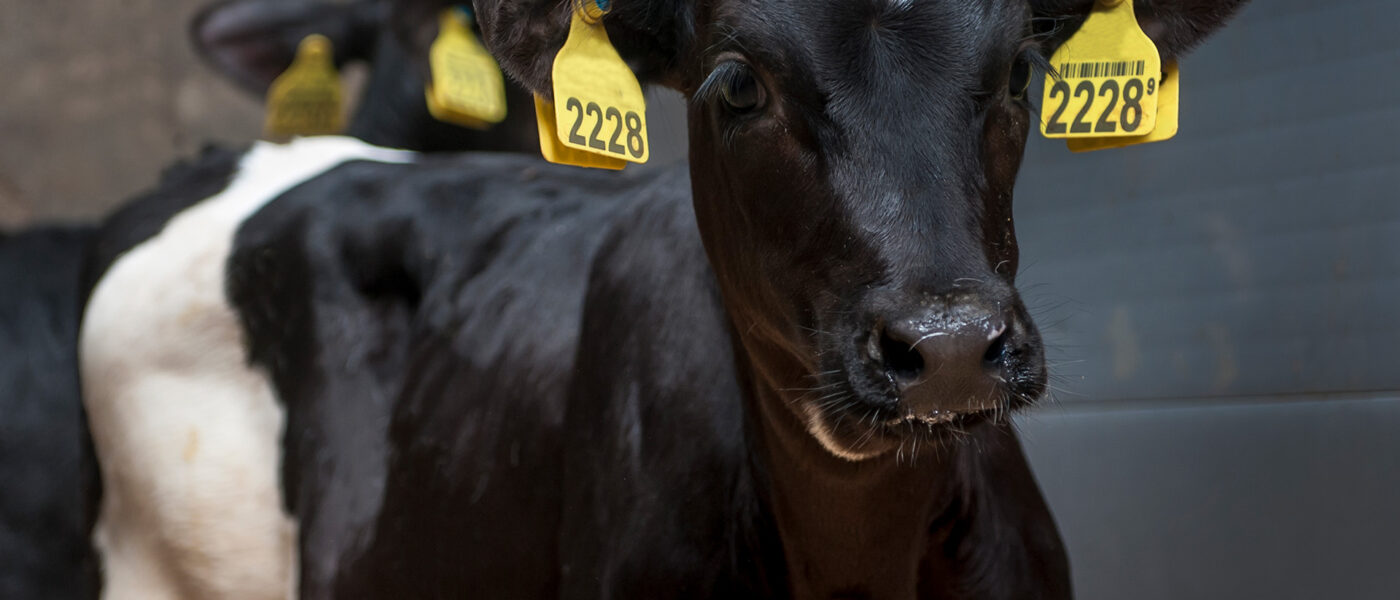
1014,1,1400,597
1015,0,1400,402
1019,395,1400,600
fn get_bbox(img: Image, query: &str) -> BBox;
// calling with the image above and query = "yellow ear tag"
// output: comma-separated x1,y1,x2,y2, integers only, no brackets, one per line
1040,0,1162,139
535,95,626,170
265,34,344,138
426,7,509,129
1067,61,1179,152
539,0,649,167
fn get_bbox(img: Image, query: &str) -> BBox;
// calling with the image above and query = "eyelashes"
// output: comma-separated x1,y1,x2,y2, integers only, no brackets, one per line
696,60,768,118
1011,46,1053,101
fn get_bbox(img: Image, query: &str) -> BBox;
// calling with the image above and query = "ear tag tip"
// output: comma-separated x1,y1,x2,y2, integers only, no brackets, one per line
577,0,609,22
298,34,332,60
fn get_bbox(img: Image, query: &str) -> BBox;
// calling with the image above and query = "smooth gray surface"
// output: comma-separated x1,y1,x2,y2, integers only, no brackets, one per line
1012,1,1400,598
1019,395,1400,600
1015,0,1400,402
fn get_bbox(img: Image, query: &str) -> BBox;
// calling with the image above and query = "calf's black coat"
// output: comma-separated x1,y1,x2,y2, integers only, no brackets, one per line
0,226,97,600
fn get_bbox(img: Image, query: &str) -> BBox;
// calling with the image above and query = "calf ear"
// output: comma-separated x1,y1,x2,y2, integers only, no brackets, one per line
1032,0,1251,59
191,0,386,95
471,0,695,97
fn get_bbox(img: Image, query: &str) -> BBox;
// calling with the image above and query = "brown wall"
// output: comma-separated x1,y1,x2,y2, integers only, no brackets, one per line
0,0,266,227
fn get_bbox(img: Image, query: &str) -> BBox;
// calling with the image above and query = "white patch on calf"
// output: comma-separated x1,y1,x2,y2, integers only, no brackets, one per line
80,137,413,599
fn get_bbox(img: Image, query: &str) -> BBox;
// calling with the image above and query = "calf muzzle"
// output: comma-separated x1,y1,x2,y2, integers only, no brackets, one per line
867,293,1035,419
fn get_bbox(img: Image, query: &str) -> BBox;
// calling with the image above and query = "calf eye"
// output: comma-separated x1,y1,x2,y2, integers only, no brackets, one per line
716,62,765,114
1009,54,1031,100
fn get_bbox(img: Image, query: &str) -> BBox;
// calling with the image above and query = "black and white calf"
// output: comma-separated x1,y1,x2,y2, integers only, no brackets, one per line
192,0,538,153
3,2,535,597
80,0,1247,598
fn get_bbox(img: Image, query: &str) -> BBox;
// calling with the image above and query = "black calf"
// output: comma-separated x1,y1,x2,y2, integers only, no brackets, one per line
0,226,97,600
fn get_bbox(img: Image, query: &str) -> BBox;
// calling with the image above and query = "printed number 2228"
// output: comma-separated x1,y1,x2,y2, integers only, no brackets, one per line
1045,78,1154,135
565,97,645,159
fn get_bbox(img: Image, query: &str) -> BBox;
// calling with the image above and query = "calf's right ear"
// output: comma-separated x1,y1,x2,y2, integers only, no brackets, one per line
470,0,696,98
191,0,386,95
1032,0,1252,59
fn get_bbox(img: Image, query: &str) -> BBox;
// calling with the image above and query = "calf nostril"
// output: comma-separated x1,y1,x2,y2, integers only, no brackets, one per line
982,325,1011,367
878,327,925,382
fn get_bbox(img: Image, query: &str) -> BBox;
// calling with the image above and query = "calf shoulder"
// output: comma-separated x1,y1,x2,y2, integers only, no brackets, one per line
225,154,677,597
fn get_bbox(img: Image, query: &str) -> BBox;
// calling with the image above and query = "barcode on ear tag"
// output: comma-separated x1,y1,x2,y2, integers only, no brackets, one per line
1040,0,1162,139
265,35,344,138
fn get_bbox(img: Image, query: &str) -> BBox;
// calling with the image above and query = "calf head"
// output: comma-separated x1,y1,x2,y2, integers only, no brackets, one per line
192,0,538,152
477,0,1247,460
191,0,384,95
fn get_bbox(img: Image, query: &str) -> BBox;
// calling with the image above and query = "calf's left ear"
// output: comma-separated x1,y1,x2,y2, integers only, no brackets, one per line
469,0,696,98
1032,0,1251,59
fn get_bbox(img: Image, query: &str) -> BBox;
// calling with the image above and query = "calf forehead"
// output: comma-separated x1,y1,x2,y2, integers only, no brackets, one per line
721,0,1023,83
719,0,1026,151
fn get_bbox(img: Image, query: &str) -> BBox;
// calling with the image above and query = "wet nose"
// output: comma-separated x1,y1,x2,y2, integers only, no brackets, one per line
869,304,1012,415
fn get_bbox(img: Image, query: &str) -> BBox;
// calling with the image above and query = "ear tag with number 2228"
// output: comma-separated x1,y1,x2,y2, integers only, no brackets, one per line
1040,0,1161,140
538,0,649,168
535,96,626,170
1068,61,1179,152
265,34,344,138
426,7,508,129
